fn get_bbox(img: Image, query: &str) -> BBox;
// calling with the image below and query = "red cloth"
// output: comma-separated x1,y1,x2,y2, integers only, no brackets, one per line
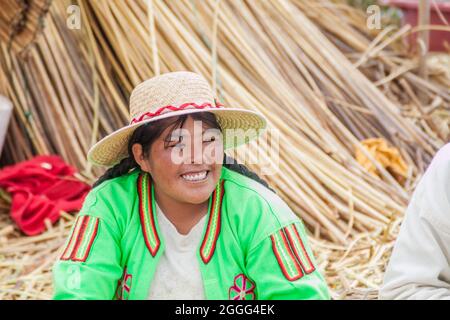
0,155,91,236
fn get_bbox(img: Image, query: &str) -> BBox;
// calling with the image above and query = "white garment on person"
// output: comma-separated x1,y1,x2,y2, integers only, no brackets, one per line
380,143,450,300
147,202,207,300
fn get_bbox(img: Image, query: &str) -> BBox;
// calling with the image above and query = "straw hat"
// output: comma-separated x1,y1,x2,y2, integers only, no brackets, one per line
87,71,267,167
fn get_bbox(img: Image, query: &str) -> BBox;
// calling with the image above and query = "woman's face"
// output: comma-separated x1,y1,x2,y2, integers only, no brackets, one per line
133,115,224,205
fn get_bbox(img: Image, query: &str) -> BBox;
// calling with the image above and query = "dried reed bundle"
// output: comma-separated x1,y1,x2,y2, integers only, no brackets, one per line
0,0,129,179
0,0,53,54
0,206,73,300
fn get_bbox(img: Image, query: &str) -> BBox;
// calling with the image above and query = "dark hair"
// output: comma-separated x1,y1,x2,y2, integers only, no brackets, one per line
92,112,274,193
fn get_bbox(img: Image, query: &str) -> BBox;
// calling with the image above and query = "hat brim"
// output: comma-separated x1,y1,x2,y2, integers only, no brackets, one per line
87,108,267,167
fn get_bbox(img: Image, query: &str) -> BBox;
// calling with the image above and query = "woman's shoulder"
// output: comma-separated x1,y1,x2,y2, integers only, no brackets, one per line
81,169,141,216
417,143,450,207
416,143,450,231
221,166,299,234
425,143,450,177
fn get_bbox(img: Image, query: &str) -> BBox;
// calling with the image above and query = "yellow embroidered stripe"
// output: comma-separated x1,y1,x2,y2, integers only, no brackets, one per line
139,173,160,256
72,216,100,262
60,216,84,260
200,179,224,264
284,224,315,274
270,229,303,281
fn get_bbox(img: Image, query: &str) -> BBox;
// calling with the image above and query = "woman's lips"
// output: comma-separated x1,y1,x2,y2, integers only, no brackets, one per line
180,170,209,182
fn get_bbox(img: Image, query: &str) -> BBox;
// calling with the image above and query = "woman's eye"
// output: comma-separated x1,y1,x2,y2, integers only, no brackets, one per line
173,143,185,148
168,136,184,148
203,137,216,143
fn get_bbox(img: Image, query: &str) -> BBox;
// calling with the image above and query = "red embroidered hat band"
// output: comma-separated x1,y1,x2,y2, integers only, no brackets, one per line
130,101,225,125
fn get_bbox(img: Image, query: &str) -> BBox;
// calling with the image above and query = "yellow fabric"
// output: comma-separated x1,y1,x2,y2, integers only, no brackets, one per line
355,138,408,182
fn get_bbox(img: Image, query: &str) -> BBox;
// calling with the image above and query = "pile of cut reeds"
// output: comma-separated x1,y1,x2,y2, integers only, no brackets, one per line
0,0,53,54
0,0,449,299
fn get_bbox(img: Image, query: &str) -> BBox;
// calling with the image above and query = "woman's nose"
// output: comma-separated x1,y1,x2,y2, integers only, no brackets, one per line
190,136,204,164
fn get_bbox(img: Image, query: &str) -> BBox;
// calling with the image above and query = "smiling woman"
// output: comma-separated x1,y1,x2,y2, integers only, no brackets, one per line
52,71,330,300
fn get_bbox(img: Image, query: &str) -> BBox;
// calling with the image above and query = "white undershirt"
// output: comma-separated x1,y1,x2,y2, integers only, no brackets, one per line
147,202,207,300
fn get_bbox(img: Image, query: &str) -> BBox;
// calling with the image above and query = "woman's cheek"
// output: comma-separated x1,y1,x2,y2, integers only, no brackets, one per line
214,168,222,186
149,148,179,184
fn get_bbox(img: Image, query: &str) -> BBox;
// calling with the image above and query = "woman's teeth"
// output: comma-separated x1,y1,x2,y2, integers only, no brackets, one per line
181,171,208,182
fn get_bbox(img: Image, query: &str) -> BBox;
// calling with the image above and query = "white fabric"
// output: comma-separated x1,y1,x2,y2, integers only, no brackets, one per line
0,95,13,156
147,202,207,300
380,143,450,300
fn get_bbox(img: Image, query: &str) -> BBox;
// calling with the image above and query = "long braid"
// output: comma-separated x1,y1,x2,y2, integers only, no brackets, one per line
223,154,276,193
92,156,138,189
